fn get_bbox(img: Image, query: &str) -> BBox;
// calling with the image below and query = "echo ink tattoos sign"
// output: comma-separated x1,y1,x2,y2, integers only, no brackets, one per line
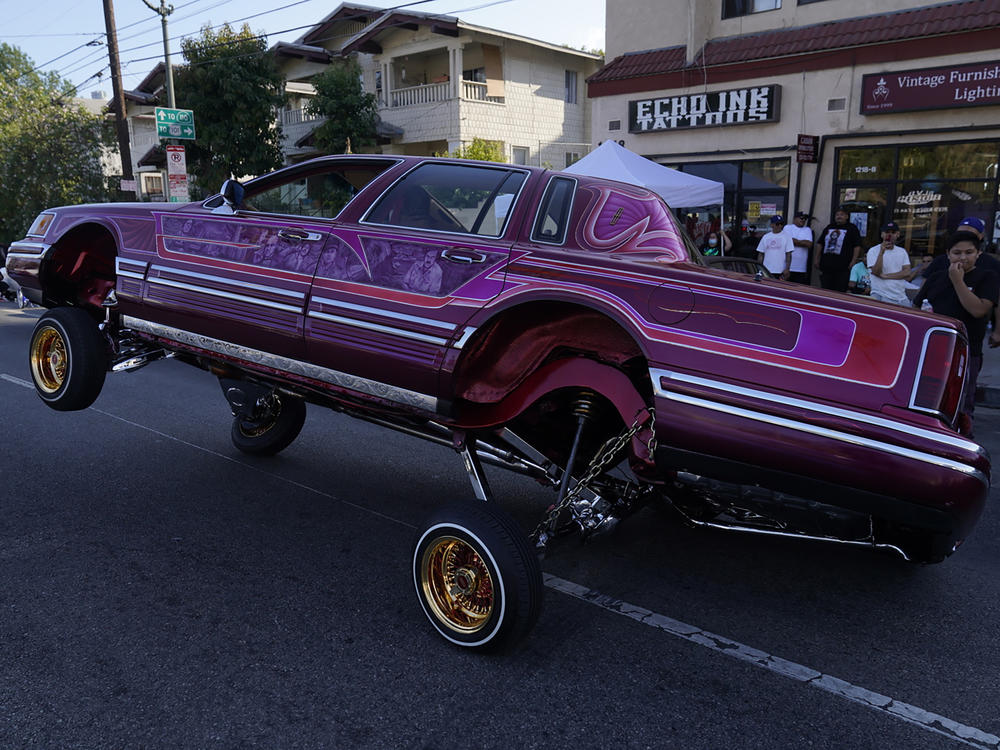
629,85,780,133
862,61,1000,114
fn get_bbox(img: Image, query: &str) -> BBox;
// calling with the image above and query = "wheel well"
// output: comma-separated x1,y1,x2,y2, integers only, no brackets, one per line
453,301,648,404
43,223,117,311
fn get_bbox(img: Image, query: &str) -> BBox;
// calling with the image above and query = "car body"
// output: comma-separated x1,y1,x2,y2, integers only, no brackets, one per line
7,154,990,650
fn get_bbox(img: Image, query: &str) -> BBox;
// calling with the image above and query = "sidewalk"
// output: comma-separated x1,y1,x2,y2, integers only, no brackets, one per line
976,340,1000,408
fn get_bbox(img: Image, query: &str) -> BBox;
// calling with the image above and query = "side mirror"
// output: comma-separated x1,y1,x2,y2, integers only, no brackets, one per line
213,179,245,214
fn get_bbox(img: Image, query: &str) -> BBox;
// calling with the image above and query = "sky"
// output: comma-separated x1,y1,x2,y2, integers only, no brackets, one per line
2,0,605,97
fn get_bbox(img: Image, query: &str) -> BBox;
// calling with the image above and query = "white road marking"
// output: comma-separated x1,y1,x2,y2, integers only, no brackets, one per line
544,573,1000,749
1,373,33,388
4,371,997,747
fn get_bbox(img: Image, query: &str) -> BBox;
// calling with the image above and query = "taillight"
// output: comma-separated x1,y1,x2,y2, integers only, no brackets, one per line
911,328,967,423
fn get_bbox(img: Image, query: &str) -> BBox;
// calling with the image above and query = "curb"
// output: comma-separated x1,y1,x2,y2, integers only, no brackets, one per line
976,385,1000,409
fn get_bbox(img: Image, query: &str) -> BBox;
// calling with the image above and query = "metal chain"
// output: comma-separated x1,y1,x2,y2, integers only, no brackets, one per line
533,407,655,540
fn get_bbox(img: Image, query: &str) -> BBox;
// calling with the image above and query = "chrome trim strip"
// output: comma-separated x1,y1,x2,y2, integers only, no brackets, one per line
148,277,303,313
652,367,984,457
116,257,148,280
118,270,146,280
453,326,477,350
7,241,49,256
652,380,986,485
148,264,305,300
121,316,438,412
311,295,455,330
307,310,449,346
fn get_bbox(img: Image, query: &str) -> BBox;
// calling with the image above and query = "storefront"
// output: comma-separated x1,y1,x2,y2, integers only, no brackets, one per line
590,0,1000,266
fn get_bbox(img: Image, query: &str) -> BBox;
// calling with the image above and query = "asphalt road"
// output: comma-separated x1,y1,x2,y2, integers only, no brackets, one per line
2,302,999,750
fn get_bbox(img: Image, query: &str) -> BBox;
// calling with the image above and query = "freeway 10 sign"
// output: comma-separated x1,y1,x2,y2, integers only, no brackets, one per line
155,107,196,140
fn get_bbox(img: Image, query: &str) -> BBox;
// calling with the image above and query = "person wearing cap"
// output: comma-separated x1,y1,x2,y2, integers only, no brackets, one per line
783,211,814,284
914,230,1000,437
814,206,862,293
757,215,794,279
866,221,911,305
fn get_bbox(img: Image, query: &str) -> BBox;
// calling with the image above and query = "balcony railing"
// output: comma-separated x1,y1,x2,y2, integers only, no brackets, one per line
280,107,324,126
462,80,504,104
382,80,506,108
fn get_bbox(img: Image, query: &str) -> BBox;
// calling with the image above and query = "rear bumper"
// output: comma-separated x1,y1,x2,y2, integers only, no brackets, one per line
650,367,989,540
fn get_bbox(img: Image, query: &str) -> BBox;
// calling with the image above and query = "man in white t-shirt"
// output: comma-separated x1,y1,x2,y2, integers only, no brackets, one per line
866,221,911,305
757,215,794,279
783,211,814,284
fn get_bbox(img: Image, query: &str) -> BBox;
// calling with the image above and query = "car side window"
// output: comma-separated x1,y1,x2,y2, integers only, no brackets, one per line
240,164,393,219
531,176,576,244
365,163,526,237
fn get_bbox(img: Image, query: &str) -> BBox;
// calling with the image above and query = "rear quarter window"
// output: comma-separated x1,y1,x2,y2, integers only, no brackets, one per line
531,176,576,245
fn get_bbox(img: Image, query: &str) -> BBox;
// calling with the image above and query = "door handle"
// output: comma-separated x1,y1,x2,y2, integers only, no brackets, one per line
441,248,487,264
278,229,323,242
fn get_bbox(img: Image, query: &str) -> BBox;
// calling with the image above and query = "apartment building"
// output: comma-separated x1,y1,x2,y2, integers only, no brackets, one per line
590,0,1000,257
275,3,602,168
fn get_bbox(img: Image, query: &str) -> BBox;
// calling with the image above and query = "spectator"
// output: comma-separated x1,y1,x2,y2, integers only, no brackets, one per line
701,231,727,257
920,216,1000,347
913,231,999,437
814,206,862,292
866,221,911,305
783,211,814,283
848,259,871,295
757,215,794,279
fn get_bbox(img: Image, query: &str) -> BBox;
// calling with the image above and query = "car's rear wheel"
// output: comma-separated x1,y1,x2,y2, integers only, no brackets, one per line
413,501,543,651
29,307,108,411
230,395,306,456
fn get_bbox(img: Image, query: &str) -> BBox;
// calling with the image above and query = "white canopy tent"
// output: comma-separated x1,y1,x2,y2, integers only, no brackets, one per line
563,140,724,208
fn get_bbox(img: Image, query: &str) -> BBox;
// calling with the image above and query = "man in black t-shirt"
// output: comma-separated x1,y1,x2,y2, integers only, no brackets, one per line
814,206,862,293
914,230,1000,436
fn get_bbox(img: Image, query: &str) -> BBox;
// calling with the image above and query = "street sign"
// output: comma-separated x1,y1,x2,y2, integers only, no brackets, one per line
165,145,190,202
155,107,196,140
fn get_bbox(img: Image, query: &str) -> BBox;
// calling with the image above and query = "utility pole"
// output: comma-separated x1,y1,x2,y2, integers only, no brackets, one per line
143,0,176,108
102,0,134,182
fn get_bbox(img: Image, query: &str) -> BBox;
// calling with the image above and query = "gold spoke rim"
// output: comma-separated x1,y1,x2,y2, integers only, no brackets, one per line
420,536,495,633
30,326,67,394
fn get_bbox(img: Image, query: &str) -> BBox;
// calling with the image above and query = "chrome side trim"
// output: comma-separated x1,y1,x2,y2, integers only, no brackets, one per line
453,326,477,350
652,372,986,485
116,257,148,280
148,264,305,299
311,296,456,330
148,277,303,313
652,367,985,457
7,241,49,257
307,309,449,346
121,316,439,412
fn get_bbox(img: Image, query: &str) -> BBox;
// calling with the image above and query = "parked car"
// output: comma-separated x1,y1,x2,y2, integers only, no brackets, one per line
7,155,989,651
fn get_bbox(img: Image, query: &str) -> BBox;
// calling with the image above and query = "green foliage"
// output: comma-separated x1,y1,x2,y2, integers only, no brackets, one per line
0,43,111,246
440,138,507,163
175,24,286,196
306,59,378,155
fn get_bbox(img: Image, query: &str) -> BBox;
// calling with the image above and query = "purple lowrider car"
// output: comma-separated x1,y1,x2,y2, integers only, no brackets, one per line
7,154,989,650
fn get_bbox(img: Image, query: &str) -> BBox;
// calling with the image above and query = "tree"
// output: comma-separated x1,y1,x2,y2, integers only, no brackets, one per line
306,58,378,155
441,138,507,163
0,44,111,246
175,24,286,195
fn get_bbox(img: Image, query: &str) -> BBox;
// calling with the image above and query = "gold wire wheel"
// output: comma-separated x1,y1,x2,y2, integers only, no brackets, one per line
420,535,495,633
30,326,68,394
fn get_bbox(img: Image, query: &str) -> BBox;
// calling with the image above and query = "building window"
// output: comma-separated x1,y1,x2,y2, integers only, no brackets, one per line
512,146,529,165
565,70,578,104
827,98,847,111
565,152,581,168
722,0,780,19
142,173,163,201
608,120,621,131
834,140,1000,255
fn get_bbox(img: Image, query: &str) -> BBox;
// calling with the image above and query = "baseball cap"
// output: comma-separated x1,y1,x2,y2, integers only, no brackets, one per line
769,215,785,224
957,217,985,238
794,211,811,220
881,221,900,233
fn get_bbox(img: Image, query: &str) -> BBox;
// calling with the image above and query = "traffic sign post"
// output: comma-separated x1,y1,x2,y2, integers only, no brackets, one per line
155,107,196,140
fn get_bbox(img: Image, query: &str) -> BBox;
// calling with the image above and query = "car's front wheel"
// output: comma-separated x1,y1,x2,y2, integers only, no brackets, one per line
413,501,543,651
29,307,108,411
230,395,306,456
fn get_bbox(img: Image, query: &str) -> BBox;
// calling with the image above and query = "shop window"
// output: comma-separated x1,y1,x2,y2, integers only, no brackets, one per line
742,159,790,189
722,0,780,19
836,147,896,182
899,142,1000,181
